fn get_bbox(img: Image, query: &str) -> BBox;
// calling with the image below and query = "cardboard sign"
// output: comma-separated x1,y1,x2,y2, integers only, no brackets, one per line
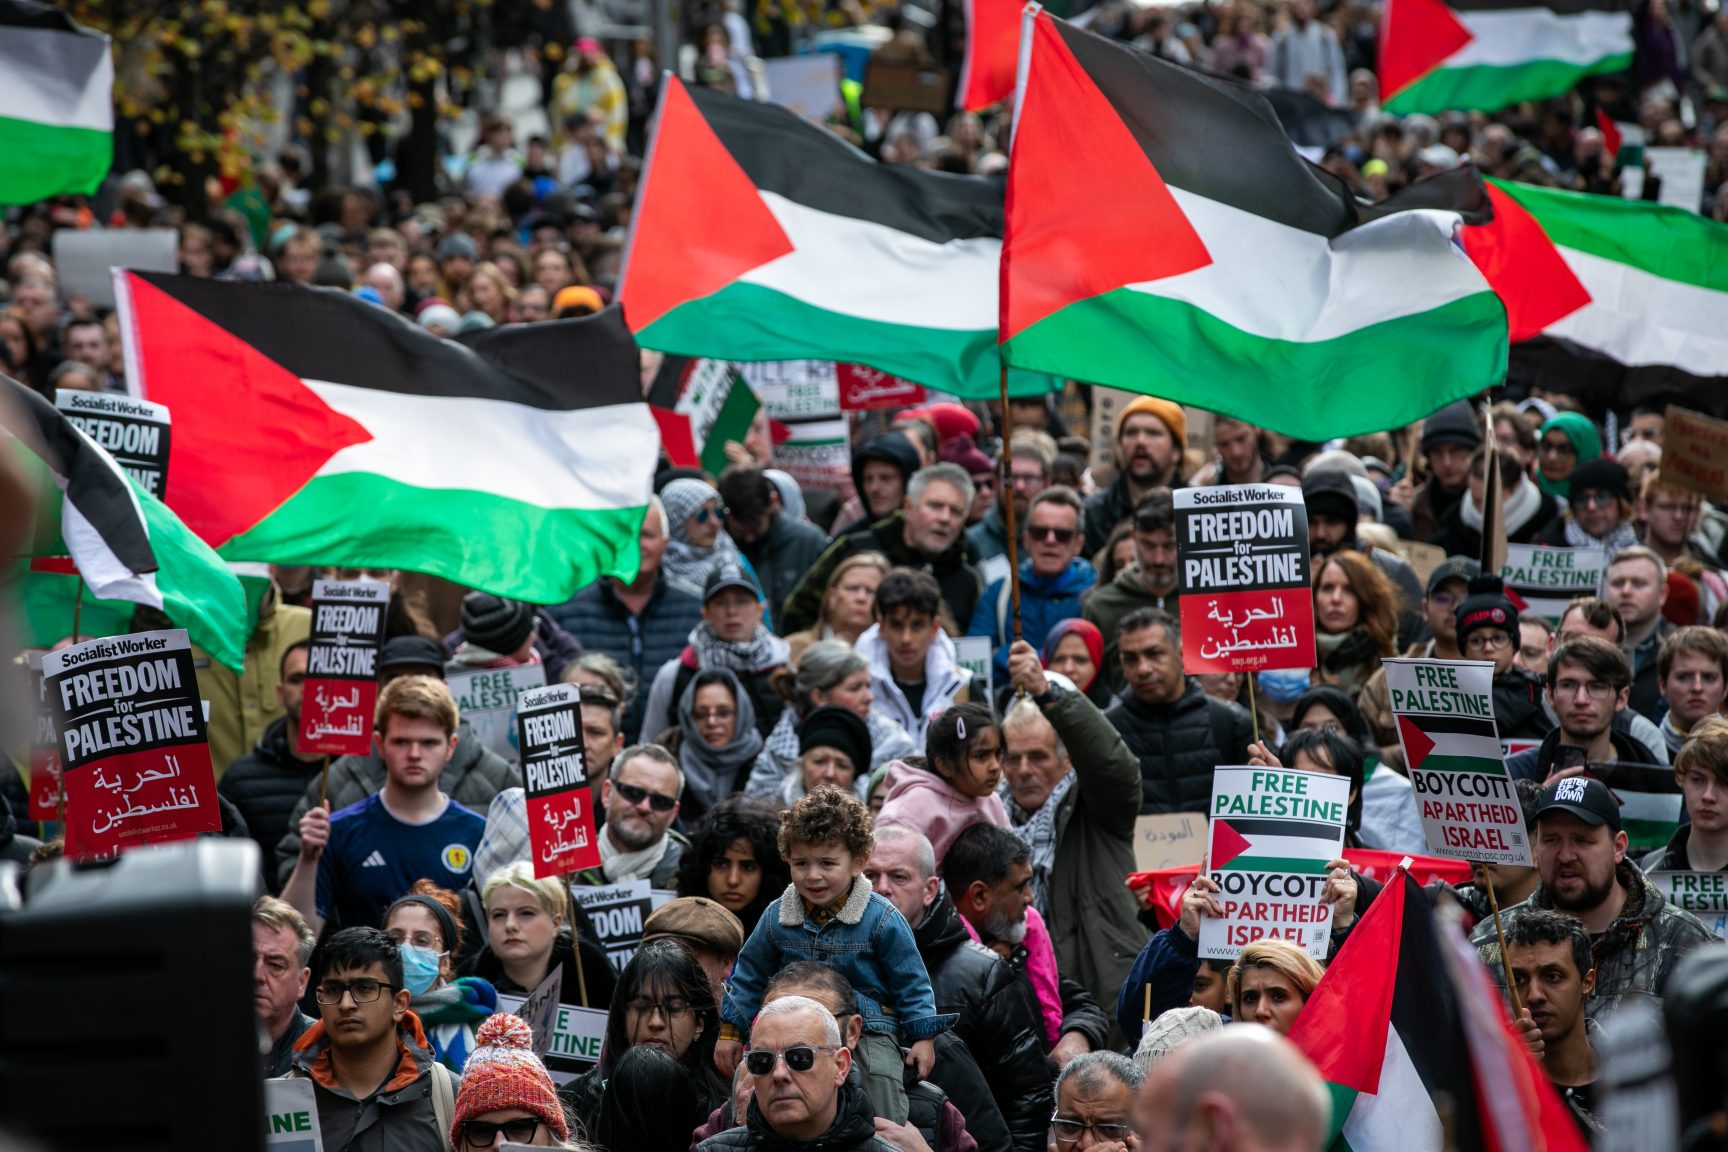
1501,543,1607,621
1648,871,1728,940
449,663,546,766
1133,812,1207,873
1199,767,1349,961
516,683,600,878
52,227,178,309
574,879,656,968
837,363,925,411
516,963,565,1057
1385,658,1531,866
861,58,952,114
263,1078,323,1152
951,634,994,701
738,360,842,420
496,992,608,1082
299,579,390,757
1175,485,1315,674
42,629,219,859
55,391,172,497
1659,406,1728,503
1394,541,1446,589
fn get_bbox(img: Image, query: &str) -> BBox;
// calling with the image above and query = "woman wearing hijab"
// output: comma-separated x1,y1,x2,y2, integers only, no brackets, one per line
1041,618,1112,708
660,477,747,591
664,668,764,825
1534,411,1602,502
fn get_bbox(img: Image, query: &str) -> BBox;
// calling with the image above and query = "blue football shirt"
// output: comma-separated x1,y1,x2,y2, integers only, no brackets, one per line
315,792,486,930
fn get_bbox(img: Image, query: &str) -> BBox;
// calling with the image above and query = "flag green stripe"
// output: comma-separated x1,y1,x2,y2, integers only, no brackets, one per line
637,281,1061,399
18,572,134,648
700,380,762,476
1413,755,1509,774
1384,53,1631,116
1216,856,1334,874
1488,177,1728,294
138,477,250,671
1324,1084,1358,1151
1002,287,1506,441
217,471,647,604
0,115,110,204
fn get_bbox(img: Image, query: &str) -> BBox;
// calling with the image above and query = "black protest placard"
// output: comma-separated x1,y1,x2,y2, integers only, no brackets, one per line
1175,484,1315,674
517,683,600,878
299,579,390,756
55,391,172,497
574,880,656,968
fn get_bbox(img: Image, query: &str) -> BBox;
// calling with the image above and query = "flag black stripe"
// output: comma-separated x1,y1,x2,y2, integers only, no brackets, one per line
0,0,90,33
1222,817,1342,841
5,375,157,576
129,274,643,412
1389,875,1488,1150
1408,714,1501,738
1446,0,1628,15
1511,336,1728,418
685,84,1004,245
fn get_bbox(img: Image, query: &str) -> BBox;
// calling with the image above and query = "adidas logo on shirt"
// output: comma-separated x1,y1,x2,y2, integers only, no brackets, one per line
361,850,387,868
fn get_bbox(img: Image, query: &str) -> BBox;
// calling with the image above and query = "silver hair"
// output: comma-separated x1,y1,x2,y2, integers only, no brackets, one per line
753,994,842,1046
1001,697,1069,763
1056,1050,1145,1098
795,641,869,702
871,824,937,883
907,462,976,509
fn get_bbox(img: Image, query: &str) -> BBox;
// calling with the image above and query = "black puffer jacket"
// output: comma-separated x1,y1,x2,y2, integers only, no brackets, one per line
1106,680,1256,814
914,889,1052,1152
1492,668,1555,741
696,1078,894,1151
219,716,323,886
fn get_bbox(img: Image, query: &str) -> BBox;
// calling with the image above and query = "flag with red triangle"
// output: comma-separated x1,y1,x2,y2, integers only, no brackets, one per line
999,11,1507,440
113,273,658,604
1379,0,1632,115
957,0,1020,110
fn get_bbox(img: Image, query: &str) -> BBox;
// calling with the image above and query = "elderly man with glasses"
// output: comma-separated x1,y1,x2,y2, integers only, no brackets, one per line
1049,1052,1142,1151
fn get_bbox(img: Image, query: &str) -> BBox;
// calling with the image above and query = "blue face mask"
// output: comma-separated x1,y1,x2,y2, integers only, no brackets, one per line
400,943,445,997
1257,669,1312,704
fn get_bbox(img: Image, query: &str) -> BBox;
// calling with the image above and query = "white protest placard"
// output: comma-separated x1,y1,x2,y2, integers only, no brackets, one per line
1644,147,1708,213
53,228,178,309
447,663,546,766
55,391,172,496
263,1078,323,1152
776,415,853,502
574,878,655,968
1133,812,1207,873
762,54,844,121
738,360,842,420
497,992,609,1083
516,964,564,1057
1501,543,1607,621
951,635,994,700
1385,658,1530,866
1648,871,1728,940
1200,767,1349,961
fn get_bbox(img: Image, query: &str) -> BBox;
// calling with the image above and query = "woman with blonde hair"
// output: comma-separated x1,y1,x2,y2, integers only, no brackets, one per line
464,260,517,325
1311,550,1398,696
468,861,617,1016
1226,938,1325,1035
784,551,890,666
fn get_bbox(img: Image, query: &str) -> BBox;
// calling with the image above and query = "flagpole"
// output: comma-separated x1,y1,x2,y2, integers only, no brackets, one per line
998,362,1023,645
1481,870,1524,1018
1246,672,1262,746
319,754,330,811
564,872,590,1007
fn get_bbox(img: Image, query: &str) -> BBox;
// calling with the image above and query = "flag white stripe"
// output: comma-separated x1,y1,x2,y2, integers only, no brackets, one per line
1121,192,1491,341
1447,9,1632,70
1545,246,1728,376
1234,831,1339,863
305,383,659,511
1342,1025,1447,1151
0,27,114,132
1418,730,1506,762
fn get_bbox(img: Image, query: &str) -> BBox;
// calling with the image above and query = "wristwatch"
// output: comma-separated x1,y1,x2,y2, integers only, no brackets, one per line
1032,682,1064,707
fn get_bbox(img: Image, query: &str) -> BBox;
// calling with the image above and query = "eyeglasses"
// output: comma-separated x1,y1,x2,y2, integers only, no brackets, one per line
1464,632,1512,654
1539,439,1578,457
1554,678,1615,701
692,707,736,724
386,930,445,951
626,997,693,1020
614,780,678,812
1428,590,1460,609
1571,491,1616,510
1010,470,1047,487
459,1117,542,1148
1028,525,1078,544
745,1045,840,1075
1050,1116,1134,1145
694,505,729,525
314,979,397,1004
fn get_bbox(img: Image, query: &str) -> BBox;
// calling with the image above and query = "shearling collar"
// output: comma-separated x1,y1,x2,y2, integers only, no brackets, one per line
778,873,873,927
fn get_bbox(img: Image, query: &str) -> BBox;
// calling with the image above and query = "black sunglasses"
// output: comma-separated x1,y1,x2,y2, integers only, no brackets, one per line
745,1045,839,1075
615,780,678,812
1028,525,1078,544
460,1117,541,1147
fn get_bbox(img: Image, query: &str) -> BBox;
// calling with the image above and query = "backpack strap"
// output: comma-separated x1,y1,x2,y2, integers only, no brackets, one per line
430,1060,454,1147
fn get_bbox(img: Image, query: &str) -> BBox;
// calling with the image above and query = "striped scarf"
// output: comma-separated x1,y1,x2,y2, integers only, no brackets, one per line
1005,771,1075,917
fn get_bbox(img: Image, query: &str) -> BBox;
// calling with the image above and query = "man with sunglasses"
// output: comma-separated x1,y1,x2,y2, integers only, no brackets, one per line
967,487,1097,683
282,927,459,1152
574,743,688,887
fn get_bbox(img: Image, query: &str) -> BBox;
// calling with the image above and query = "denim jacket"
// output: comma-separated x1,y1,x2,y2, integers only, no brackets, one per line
721,875,957,1043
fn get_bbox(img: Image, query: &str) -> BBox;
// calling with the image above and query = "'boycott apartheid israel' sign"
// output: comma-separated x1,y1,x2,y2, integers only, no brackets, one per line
42,629,219,858
299,579,391,756
1385,658,1530,866
516,683,600,878
1200,767,1349,961
55,390,172,496
1501,543,1607,620
1175,485,1314,674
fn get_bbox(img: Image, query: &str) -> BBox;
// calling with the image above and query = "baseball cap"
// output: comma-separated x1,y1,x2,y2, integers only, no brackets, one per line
378,635,449,677
704,562,760,604
642,897,746,955
1535,775,1622,833
1426,556,1481,598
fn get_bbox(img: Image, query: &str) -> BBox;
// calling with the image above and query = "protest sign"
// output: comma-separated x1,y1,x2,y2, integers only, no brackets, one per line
516,683,600,878
497,992,608,1082
1648,872,1728,940
1133,812,1207,873
516,964,564,1057
1643,147,1709,213
738,360,842,420
761,54,843,121
951,635,994,701
776,416,853,501
263,1078,323,1152
51,227,178,309
574,879,655,968
1501,543,1607,620
1659,406,1728,503
1175,485,1314,674
42,629,219,858
836,363,925,411
25,654,61,821
55,391,172,497
1199,767,1349,961
1385,658,1531,866
449,663,546,765
299,579,390,757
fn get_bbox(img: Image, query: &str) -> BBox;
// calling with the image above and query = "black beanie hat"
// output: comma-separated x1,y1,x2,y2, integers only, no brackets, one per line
1454,575,1520,649
461,593,536,656
1420,400,1484,454
798,706,873,778
1301,469,1360,525
1566,457,1631,504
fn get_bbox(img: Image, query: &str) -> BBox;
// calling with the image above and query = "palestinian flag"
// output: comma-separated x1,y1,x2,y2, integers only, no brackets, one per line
3,376,247,669
957,0,1019,110
1396,714,1504,775
1380,0,1632,115
1465,179,1728,416
113,273,657,604
0,0,113,205
620,75,1054,399
1210,817,1340,875
1000,13,1507,441
646,355,761,476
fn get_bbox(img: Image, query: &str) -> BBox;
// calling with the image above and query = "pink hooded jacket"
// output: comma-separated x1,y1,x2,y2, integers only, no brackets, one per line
874,760,1009,863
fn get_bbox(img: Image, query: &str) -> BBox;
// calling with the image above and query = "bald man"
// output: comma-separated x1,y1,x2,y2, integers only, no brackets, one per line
1136,1026,1329,1152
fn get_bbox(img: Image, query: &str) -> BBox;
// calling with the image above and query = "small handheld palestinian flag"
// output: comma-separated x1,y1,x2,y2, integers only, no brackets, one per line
0,0,113,205
1380,0,1633,115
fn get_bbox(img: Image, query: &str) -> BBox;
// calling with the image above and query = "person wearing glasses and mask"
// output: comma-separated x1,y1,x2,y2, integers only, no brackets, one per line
383,884,498,1072
282,927,461,1152
447,1013,576,1150
569,744,690,887
1455,575,1554,743
967,488,1097,684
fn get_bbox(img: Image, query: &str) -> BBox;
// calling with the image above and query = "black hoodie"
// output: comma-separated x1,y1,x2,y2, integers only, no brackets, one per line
833,432,922,538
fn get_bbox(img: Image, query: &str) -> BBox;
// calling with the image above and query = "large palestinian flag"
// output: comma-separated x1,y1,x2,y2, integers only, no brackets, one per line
0,0,113,205
1380,0,1632,115
114,273,657,604
1465,179,1728,416
620,76,1052,399
1000,12,1508,441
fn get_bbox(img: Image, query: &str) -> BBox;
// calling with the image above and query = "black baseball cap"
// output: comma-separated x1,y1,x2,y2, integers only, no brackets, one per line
1535,775,1622,833
703,562,760,604
378,635,448,678
1426,556,1481,598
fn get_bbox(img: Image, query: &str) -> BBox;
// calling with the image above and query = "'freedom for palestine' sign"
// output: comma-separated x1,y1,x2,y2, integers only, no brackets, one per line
299,579,390,756
1175,485,1314,674
55,390,172,496
516,683,600,878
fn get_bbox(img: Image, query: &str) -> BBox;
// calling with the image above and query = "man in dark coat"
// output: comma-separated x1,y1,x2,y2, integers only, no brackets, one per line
719,465,829,627
223,641,325,891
